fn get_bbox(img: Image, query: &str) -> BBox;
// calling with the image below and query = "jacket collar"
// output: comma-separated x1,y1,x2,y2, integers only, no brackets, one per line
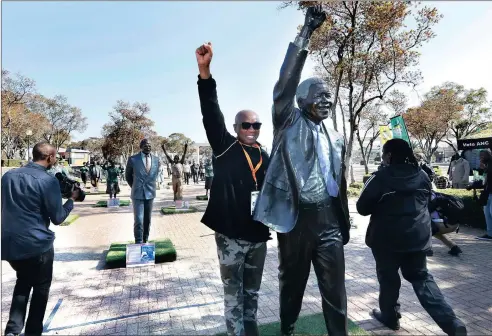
27,162,48,171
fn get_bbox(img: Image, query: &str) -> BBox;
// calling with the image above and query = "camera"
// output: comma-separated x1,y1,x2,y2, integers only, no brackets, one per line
55,173,86,202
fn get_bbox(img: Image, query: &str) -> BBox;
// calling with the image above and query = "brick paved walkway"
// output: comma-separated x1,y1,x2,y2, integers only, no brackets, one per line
2,180,492,335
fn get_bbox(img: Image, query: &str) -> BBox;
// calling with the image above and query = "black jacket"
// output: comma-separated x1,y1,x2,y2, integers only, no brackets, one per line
356,164,432,252
197,76,271,243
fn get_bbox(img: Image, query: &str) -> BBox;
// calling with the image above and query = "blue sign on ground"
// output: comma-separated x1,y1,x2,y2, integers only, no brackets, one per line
126,243,155,267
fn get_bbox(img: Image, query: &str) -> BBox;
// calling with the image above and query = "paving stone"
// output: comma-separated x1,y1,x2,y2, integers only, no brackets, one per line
2,182,491,335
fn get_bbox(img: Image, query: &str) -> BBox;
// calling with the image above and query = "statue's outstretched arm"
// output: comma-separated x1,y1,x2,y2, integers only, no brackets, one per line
180,143,188,165
272,5,326,130
161,145,173,163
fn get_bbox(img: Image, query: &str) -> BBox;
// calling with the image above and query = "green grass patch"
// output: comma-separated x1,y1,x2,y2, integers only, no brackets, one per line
105,239,177,269
216,313,367,335
196,195,209,200
94,200,131,207
60,214,79,226
85,190,107,195
161,206,198,215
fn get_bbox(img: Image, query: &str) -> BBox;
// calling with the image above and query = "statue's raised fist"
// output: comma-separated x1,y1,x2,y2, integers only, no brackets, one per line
304,5,326,31
195,42,213,68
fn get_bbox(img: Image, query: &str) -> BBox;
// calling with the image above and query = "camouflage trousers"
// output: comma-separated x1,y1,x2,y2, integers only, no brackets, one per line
215,232,267,336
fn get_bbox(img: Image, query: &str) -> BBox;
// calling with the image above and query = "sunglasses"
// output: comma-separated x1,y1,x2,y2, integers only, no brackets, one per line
241,122,262,130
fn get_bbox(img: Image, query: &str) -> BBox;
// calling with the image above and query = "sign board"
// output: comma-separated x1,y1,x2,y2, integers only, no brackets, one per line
457,137,492,151
390,115,411,144
126,243,155,268
107,198,120,208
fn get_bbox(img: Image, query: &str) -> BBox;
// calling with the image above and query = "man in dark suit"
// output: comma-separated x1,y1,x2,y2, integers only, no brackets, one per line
126,139,160,244
253,6,350,336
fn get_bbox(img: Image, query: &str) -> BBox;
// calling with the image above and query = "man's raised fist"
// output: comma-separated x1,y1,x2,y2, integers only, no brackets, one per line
196,42,213,68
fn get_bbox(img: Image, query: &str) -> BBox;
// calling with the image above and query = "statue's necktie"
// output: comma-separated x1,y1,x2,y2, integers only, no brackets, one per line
145,155,151,173
316,125,339,197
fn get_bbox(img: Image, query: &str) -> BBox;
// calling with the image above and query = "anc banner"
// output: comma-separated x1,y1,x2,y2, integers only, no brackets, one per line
390,115,411,144
379,125,393,145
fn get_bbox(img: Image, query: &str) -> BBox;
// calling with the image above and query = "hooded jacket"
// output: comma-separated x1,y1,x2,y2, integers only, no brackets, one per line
356,164,432,252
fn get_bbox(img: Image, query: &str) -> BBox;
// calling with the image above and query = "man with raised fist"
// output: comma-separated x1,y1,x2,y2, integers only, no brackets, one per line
196,42,270,336
253,5,350,336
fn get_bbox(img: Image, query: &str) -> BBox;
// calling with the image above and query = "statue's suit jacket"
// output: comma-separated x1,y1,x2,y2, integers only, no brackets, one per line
125,153,160,200
253,43,350,245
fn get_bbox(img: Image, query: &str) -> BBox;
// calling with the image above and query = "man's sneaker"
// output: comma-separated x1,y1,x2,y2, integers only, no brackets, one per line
448,245,463,256
372,309,400,331
475,234,492,241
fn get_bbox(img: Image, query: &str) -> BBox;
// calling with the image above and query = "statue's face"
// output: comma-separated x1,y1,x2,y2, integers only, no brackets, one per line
141,141,152,154
303,83,333,122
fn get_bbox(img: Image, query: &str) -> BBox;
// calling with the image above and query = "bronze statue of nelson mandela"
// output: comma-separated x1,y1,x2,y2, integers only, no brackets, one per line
253,5,350,336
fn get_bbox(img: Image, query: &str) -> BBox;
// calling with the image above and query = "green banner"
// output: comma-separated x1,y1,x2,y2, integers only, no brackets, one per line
390,115,410,144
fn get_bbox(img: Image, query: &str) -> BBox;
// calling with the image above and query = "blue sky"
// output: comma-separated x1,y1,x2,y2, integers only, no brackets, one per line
3,1,492,148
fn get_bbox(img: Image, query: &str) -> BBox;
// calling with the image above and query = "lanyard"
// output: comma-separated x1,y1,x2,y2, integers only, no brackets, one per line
240,143,263,190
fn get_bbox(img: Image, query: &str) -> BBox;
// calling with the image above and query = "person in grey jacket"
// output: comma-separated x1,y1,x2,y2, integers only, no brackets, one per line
2,142,79,336
126,139,160,244
449,153,470,189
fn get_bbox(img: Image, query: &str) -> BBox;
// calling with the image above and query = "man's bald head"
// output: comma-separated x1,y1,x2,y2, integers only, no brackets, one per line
32,142,55,161
233,110,262,145
32,142,57,168
234,110,260,124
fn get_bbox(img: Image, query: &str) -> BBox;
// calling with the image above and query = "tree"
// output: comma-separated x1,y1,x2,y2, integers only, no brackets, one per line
429,82,492,150
405,88,462,162
356,103,388,173
30,94,88,151
1,70,38,159
1,103,48,159
200,146,213,160
161,133,195,160
283,1,442,178
102,100,156,162
384,89,408,116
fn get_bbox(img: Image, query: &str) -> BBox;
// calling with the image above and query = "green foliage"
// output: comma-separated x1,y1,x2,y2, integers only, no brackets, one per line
349,182,364,189
3,159,23,167
161,133,195,161
347,187,362,198
433,166,442,176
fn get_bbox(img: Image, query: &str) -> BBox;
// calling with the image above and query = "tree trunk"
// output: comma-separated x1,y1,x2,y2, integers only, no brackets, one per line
356,130,369,175
350,164,355,184
344,128,356,180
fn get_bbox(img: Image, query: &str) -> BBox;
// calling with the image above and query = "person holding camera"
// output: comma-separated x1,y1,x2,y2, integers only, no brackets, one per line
1,142,79,336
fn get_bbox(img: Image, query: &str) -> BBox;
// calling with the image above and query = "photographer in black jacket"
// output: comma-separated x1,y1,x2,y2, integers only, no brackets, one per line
195,42,270,336
357,139,466,336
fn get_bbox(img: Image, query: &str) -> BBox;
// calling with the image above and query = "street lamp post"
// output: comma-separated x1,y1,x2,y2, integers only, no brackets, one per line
26,129,32,161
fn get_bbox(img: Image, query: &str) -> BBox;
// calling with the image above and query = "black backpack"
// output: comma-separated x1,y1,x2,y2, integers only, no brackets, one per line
429,192,465,226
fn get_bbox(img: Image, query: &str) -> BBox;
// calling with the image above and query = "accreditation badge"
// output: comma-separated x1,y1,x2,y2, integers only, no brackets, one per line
251,191,259,215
